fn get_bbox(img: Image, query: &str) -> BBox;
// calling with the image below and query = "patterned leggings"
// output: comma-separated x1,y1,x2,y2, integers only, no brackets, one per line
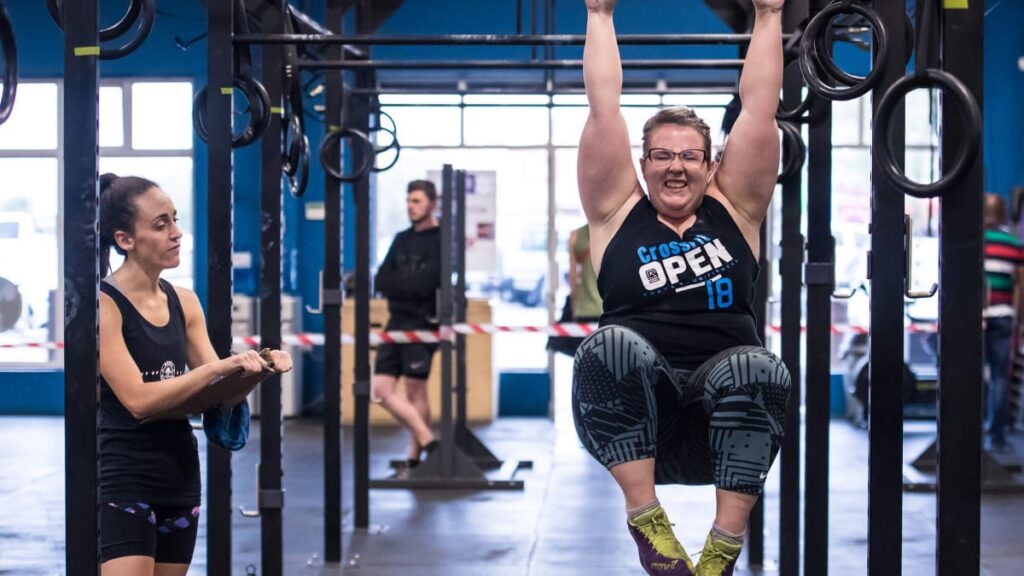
572,325,791,494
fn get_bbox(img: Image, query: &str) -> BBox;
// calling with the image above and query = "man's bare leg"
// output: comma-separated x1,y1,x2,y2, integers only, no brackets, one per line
372,374,434,451
404,378,431,460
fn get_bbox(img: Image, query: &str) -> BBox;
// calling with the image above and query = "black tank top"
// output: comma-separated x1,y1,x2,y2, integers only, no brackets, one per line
598,195,761,370
99,279,200,505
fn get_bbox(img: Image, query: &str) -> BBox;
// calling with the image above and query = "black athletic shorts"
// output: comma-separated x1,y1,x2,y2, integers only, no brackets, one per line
374,341,437,379
374,316,438,379
99,501,200,565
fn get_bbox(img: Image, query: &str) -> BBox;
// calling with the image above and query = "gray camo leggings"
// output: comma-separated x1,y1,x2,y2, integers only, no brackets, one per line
571,325,791,494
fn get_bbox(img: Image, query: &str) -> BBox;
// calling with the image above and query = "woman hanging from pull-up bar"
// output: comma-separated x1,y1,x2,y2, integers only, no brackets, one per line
572,1,791,575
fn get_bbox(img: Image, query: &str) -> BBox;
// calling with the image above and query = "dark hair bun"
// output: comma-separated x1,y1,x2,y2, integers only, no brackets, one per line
99,173,119,194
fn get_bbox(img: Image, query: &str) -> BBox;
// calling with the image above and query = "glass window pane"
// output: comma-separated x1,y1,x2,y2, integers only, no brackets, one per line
374,148,550,370
464,107,549,146
622,107,660,147
99,157,195,290
0,158,60,364
551,94,588,106
99,86,124,148
905,88,938,147
551,106,589,147
379,94,461,105
462,94,549,106
662,94,735,107
0,83,59,150
382,106,461,146
621,95,661,106
699,107,726,147
131,82,194,150
832,96,862,146
906,148,940,186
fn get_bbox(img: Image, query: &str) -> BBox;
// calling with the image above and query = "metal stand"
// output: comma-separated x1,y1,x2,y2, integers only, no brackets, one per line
903,440,1024,494
371,166,530,491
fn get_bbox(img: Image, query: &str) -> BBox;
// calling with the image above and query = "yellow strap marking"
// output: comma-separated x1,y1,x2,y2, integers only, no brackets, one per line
328,124,340,131
270,107,285,115
943,0,969,8
74,46,101,56
220,87,234,95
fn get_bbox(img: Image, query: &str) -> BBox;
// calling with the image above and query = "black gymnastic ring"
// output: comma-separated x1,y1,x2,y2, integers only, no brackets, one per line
47,0,141,41
97,0,155,60
286,131,310,198
0,2,17,126
818,9,913,88
49,0,155,60
192,75,270,148
873,69,981,198
319,127,375,183
370,125,401,173
282,113,310,198
282,113,303,177
777,121,806,184
375,109,397,135
799,0,888,101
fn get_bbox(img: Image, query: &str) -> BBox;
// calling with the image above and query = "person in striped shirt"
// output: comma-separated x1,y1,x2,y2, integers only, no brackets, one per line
983,193,1024,452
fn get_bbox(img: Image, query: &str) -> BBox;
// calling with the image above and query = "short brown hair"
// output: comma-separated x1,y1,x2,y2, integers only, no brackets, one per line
641,107,712,158
407,179,437,202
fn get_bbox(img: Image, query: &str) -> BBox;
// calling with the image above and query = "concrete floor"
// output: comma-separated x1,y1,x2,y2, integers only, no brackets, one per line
1,415,1023,575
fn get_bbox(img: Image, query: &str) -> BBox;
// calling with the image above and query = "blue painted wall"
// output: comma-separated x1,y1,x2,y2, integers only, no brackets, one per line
983,0,1024,198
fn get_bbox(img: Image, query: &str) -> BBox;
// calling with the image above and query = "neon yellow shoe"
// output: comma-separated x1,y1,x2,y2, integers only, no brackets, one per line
626,506,695,575
694,531,742,576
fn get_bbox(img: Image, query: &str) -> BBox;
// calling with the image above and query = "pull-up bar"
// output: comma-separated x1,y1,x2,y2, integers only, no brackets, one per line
298,59,745,70
235,33,794,46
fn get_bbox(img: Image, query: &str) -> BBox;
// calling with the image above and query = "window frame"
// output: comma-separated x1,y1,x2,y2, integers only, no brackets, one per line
0,78,195,369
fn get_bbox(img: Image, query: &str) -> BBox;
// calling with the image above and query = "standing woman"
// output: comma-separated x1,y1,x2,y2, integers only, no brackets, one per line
97,174,290,575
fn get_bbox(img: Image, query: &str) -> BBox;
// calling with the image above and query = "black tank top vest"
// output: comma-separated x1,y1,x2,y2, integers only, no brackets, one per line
598,195,761,370
99,279,200,505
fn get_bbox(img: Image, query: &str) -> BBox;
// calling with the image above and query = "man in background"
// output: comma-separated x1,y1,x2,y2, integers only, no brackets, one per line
983,192,1024,453
372,180,441,465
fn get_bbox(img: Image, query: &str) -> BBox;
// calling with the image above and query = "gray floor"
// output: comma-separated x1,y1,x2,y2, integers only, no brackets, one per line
1,415,1023,575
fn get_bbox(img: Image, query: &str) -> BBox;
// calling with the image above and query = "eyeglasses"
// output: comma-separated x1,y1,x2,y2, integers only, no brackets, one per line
643,148,708,167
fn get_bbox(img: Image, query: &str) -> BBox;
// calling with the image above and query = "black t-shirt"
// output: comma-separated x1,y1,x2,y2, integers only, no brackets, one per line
598,195,761,370
99,279,201,506
374,225,441,324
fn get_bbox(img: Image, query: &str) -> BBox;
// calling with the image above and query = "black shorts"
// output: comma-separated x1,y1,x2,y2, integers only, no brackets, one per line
374,342,438,379
99,502,200,565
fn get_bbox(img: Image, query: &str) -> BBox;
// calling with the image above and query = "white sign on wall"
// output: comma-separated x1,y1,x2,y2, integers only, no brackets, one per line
427,170,497,273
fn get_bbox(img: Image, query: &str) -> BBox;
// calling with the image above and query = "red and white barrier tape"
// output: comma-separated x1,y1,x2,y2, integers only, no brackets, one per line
0,321,939,350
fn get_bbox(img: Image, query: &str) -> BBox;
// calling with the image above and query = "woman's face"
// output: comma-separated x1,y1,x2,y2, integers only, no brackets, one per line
115,187,182,271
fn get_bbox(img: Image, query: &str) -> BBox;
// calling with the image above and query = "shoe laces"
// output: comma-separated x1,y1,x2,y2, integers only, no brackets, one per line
697,537,741,574
637,511,687,559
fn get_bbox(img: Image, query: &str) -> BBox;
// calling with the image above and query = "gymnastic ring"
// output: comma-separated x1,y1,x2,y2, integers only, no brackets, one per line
282,114,309,198
818,9,913,88
872,69,981,198
777,121,806,184
371,127,401,173
319,127,375,183
775,86,826,125
47,0,142,41
192,75,270,148
282,113,303,177
799,0,888,101
370,121,399,155
375,109,398,135
285,132,309,198
0,2,17,126
49,0,155,60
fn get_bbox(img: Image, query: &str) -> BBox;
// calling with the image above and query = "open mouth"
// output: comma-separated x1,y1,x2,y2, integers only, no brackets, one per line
664,181,688,189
